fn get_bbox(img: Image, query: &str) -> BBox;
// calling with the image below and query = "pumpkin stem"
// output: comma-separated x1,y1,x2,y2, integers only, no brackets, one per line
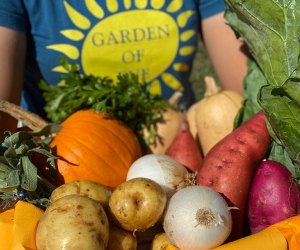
204,76,220,97
0,99,49,131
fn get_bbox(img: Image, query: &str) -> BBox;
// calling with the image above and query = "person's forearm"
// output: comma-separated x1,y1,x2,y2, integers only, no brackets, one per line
0,27,26,138
201,12,248,94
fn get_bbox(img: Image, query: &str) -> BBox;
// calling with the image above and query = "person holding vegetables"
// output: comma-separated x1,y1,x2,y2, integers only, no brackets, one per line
0,0,248,137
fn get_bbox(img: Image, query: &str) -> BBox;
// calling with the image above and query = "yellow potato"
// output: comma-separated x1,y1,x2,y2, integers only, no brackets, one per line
136,224,164,250
107,224,137,250
50,179,112,208
36,194,109,250
151,232,171,250
108,177,167,232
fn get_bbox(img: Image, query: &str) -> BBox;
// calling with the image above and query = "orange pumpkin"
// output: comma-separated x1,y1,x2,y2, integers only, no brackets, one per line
49,109,142,189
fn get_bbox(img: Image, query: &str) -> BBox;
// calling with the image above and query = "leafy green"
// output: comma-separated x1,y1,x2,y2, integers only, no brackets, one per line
225,0,300,179
225,0,300,87
0,126,60,210
39,58,171,147
259,85,300,167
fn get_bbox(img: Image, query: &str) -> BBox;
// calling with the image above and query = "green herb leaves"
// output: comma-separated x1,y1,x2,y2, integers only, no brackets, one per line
39,58,170,146
0,126,59,209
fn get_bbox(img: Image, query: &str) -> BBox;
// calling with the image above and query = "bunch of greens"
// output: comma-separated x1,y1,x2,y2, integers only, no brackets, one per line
0,126,59,210
225,1,300,181
39,58,171,147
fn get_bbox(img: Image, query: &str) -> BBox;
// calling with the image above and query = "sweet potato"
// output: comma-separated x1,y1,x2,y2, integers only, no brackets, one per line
196,110,271,241
247,160,300,234
166,119,202,172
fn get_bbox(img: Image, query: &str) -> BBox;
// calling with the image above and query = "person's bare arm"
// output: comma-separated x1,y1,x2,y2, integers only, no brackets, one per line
0,26,26,137
201,12,248,94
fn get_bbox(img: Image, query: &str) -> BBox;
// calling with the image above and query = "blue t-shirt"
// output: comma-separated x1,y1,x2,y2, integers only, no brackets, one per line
0,0,225,119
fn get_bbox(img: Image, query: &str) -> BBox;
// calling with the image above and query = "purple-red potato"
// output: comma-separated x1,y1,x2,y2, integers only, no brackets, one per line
196,110,271,241
248,160,300,234
166,119,203,172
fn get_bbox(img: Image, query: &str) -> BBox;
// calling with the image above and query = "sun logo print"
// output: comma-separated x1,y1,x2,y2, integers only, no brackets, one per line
47,0,197,96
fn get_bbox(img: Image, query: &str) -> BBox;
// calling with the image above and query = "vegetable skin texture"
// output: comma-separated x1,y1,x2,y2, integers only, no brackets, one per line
186,103,198,139
166,119,202,172
196,110,271,241
50,179,112,209
107,224,137,250
195,76,243,156
247,160,300,234
151,232,171,250
36,194,109,250
108,177,167,232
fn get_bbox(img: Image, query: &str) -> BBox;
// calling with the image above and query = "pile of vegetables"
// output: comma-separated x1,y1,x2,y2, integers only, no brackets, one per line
224,0,300,178
39,58,173,151
1,1,300,249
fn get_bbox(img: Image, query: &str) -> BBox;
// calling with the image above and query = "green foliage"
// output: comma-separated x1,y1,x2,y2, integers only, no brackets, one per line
0,126,60,210
225,0,300,181
39,58,171,146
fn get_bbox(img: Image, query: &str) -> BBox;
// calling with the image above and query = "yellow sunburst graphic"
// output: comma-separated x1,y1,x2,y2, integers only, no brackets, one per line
47,0,197,95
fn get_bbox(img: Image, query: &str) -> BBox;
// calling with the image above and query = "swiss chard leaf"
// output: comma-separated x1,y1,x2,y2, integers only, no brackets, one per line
225,0,300,87
259,84,300,168
268,141,298,178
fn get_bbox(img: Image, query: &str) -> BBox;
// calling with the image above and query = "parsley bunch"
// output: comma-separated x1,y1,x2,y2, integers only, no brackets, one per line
39,58,171,146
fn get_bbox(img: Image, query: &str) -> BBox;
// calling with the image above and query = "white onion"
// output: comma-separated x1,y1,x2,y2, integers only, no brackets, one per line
163,185,232,250
126,154,195,198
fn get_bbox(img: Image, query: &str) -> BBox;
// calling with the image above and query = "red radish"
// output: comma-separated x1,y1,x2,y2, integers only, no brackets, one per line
247,160,300,234
196,110,271,241
166,119,203,172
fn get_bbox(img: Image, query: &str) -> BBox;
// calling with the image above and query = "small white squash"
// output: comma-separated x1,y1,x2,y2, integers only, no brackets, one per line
144,92,184,154
186,102,199,139
195,76,243,155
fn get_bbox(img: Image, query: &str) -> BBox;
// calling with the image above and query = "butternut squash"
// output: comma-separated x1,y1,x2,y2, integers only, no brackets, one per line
195,76,243,155
144,92,184,154
186,103,198,139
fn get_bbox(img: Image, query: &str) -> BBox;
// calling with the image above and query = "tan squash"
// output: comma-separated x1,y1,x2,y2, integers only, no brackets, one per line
144,92,184,154
195,76,243,155
186,102,198,139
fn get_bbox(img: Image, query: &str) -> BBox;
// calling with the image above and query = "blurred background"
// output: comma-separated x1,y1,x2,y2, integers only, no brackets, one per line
190,39,218,101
